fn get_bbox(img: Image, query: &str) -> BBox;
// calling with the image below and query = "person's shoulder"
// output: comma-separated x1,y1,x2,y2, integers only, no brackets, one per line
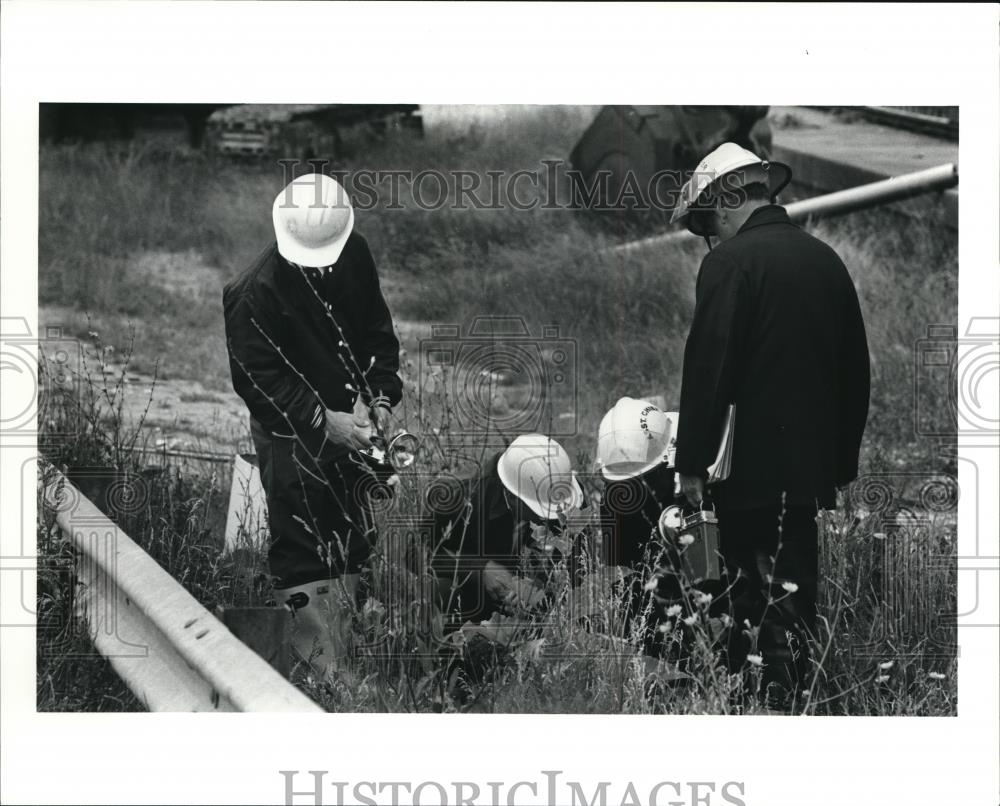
223,243,282,310
340,230,372,263
704,238,744,266
780,226,852,279
697,240,744,282
736,214,846,267
801,228,846,264
224,243,280,294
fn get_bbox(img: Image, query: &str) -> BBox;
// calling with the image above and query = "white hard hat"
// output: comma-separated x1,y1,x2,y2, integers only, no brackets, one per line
497,434,585,520
596,397,679,481
669,142,791,236
272,173,355,268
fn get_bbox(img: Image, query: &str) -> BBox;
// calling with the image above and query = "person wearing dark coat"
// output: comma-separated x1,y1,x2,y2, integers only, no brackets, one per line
670,143,871,707
223,173,402,677
417,435,586,630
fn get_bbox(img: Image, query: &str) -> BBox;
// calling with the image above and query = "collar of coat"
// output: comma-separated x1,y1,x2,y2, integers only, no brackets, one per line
736,203,795,235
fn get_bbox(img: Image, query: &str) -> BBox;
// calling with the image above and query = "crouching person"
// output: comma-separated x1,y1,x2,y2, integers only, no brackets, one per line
420,434,586,632
595,397,733,685
413,434,586,699
223,173,403,680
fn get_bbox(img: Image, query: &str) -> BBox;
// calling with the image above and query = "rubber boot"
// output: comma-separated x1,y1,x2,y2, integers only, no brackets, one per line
272,575,360,680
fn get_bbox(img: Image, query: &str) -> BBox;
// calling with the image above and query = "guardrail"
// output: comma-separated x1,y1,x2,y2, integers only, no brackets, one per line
612,163,958,255
43,467,321,712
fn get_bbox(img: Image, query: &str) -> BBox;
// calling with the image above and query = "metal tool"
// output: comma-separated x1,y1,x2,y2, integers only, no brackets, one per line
364,430,419,471
658,503,722,583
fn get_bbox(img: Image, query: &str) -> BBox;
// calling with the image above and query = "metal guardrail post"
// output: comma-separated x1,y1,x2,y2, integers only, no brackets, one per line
43,468,321,712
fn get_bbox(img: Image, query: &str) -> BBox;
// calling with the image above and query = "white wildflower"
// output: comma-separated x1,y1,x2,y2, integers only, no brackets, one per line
657,621,673,633
682,614,698,626
876,674,890,684
665,604,683,618
928,672,946,680
879,660,895,671
678,534,695,547
873,532,887,540
746,654,763,667
696,591,713,606
781,581,799,593
643,576,659,592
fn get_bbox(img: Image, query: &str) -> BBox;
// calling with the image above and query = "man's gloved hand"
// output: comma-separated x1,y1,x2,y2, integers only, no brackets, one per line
678,473,705,508
325,410,373,451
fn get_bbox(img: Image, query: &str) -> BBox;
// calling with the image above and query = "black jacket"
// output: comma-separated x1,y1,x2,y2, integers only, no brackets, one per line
427,452,531,567
599,464,677,568
421,452,538,624
674,205,870,510
223,233,402,452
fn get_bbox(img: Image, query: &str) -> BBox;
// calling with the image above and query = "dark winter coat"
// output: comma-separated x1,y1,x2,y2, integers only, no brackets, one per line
223,233,402,455
674,205,871,510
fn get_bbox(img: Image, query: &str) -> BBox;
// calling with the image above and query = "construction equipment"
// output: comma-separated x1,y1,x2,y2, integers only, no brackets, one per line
204,104,423,161
569,106,772,225
39,102,227,147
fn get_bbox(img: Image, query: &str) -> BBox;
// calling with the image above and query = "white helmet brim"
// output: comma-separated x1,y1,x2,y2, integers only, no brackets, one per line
670,142,792,236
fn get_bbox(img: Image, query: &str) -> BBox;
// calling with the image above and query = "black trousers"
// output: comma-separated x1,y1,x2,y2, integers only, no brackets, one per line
718,504,819,696
251,419,376,589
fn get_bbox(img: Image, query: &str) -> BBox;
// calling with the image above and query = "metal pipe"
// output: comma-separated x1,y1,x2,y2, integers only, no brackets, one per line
136,445,234,464
862,107,958,139
785,162,957,221
612,163,958,255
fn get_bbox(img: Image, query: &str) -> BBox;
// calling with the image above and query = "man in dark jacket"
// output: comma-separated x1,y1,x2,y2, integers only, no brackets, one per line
223,172,402,677
670,144,871,707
